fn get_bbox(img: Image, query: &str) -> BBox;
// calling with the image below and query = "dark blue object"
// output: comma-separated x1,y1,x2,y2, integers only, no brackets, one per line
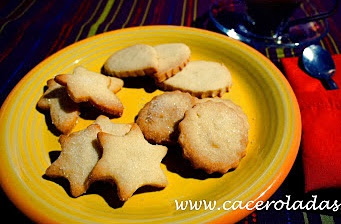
302,44,338,90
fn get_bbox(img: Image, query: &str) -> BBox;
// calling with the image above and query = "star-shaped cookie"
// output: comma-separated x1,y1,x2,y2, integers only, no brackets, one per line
89,124,168,201
45,124,102,197
55,66,124,117
37,79,80,134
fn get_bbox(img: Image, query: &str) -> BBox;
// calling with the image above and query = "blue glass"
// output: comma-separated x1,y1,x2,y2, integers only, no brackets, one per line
209,0,339,48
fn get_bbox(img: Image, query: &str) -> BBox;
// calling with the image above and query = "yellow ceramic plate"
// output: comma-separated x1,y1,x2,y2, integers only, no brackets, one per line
0,26,301,223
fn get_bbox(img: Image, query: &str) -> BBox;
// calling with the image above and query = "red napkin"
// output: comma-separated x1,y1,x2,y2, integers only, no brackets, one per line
281,55,341,193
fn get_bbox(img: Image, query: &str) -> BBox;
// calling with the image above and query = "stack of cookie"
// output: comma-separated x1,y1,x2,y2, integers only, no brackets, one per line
37,66,124,134
45,116,168,201
38,43,249,202
136,91,249,175
103,43,232,98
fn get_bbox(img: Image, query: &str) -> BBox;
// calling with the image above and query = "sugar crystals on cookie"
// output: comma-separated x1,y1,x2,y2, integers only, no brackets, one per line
178,101,248,174
45,124,102,197
136,91,196,145
55,66,124,117
37,79,80,134
89,124,168,201
198,98,249,130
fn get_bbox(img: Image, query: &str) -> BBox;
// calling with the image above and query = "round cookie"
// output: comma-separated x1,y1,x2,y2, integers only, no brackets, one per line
103,44,158,78
136,91,197,145
178,101,249,174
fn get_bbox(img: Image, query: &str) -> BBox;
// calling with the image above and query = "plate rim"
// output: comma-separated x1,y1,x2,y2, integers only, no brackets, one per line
0,25,301,224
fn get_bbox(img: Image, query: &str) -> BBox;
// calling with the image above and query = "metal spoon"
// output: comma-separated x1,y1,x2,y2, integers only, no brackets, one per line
302,44,338,90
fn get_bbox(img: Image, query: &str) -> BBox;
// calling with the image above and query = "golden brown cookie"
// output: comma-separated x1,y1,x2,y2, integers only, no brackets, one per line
37,79,80,134
159,60,232,98
152,43,191,83
103,44,158,78
178,101,248,174
89,124,168,201
136,91,197,144
45,124,102,197
55,66,124,117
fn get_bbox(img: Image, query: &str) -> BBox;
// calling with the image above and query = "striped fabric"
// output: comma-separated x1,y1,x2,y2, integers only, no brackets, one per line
0,0,340,223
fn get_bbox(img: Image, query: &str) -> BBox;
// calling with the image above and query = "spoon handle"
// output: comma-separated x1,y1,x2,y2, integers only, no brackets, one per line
323,78,339,90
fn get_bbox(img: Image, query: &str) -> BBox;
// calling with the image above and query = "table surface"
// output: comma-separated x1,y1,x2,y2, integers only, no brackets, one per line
0,0,340,223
